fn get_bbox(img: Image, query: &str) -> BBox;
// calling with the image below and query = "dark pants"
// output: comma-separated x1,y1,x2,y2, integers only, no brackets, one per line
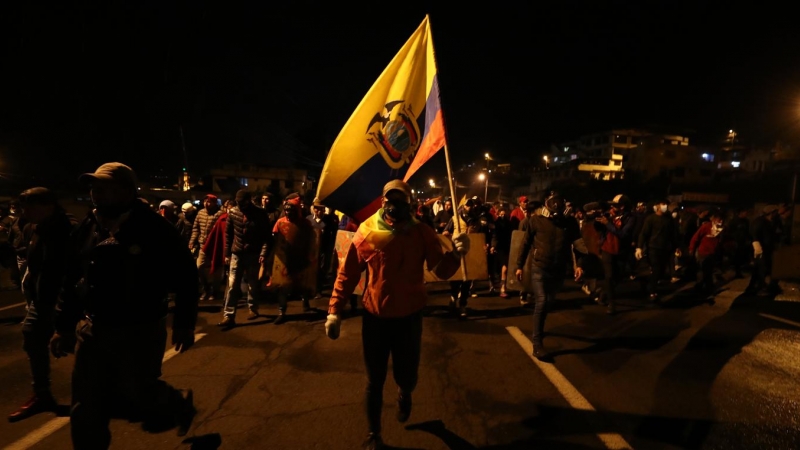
529,267,564,344
362,310,422,434
647,248,671,295
747,249,774,292
696,252,719,293
70,318,188,450
449,280,473,306
600,251,619,307
21,300,56,396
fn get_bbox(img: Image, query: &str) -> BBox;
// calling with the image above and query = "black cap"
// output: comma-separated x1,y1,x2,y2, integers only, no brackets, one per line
19,187,58,206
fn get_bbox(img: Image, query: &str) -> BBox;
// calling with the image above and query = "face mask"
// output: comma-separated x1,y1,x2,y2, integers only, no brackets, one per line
384,200,411,222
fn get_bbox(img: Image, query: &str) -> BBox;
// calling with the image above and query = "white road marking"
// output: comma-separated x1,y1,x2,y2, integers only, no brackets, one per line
506,326,634,450
0,302,26,312
3,333,207,450
759,313,800,329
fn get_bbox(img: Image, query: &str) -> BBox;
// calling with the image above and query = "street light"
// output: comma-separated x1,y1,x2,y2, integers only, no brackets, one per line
429,178,435,188
543,155,549,169
478,172,488,200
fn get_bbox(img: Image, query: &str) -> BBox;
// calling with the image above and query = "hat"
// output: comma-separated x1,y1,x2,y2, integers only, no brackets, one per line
181,202,195,213
284,192,301,206
235,190,251,202
382,179,412,201
312,198,325,209
19,187,58,206
763,204,779,215
204,194,218,201
583,201,602,212
159,200,176,209
609,194,631,207
80,162,137,188
518,195,528,203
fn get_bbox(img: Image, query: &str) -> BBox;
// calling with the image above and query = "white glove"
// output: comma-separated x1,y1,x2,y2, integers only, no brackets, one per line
753,241,763,258
325,314,341,340
635,248,643,260
452,232,471,256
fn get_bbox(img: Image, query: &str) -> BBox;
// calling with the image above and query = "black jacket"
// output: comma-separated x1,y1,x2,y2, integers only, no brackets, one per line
56,201,198,334
517,215,586,274
637,213,679,251
225,204,270,258
23,210,77,306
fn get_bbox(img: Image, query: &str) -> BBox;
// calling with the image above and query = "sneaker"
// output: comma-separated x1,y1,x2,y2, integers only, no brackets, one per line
459,306,468,319
8,393,57,422
216,316,235,329
362,433,384,450
520,295,530,306
247,310,259,321
273,313,287,325
175,389,196,437
396,391,412,423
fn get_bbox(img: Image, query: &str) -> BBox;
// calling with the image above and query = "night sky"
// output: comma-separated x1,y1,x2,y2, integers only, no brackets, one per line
3,1,800,188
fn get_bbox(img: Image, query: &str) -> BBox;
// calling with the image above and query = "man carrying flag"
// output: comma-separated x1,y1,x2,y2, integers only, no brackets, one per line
325,180,470,450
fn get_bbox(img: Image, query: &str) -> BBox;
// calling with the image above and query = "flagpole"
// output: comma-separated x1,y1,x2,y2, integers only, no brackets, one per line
427,14,468,281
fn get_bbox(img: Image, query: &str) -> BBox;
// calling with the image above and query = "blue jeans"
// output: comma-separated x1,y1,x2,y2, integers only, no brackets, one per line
529,267,564,344
223,254,260,318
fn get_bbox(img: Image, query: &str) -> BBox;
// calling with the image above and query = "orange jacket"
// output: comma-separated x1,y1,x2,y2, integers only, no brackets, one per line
329,217,460,318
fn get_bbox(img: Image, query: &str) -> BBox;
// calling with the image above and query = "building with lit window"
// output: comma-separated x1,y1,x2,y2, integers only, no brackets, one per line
209,164,312,196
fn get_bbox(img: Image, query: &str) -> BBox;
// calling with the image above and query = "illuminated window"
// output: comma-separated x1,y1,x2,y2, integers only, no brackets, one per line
731,161,741,168
701,153,714,162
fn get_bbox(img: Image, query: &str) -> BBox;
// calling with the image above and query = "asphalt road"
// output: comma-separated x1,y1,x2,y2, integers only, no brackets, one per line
1,272,799,450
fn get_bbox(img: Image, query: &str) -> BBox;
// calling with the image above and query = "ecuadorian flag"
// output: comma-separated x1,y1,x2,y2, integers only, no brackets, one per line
316,15,446,223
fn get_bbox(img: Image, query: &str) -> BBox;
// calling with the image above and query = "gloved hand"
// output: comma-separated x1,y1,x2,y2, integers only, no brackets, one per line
325,314,341,340
753,241,763,258
452,232,471,256
635,248,643,260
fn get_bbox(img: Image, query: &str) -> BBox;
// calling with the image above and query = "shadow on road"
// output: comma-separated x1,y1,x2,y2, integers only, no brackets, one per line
182,433,222,450
641,289,800,449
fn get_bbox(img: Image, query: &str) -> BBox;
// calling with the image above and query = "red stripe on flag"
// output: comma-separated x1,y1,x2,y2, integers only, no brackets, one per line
404,109,446,182
354,196,384,223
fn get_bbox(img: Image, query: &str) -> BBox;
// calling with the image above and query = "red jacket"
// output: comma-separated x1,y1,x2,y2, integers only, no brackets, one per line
689,222,721,257
329,213,460,318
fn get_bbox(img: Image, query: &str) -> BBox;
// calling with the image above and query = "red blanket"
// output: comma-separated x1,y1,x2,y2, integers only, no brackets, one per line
202,213,228,274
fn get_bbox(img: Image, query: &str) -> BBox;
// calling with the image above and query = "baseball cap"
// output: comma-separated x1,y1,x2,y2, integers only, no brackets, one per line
609,194,631,206
159,200,176,209
181,202,195,213
79,162,137,188
382,179,412,201
518,195,528,203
